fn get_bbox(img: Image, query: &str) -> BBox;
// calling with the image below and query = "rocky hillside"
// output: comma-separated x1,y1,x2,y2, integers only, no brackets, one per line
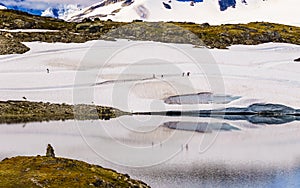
0,9,300,54
104,21,300,49
0,35,29,54
0,156,150,187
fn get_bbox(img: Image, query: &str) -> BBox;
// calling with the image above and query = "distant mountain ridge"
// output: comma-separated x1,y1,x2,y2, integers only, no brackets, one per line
1,0,300,26
66,0,300,26
41,4,82,20
0,1,81,19
1,0,43,15
0,3,7,10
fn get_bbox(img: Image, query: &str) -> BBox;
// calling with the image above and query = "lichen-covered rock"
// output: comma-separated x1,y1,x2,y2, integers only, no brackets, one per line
104,22,205,46
89,23,104,33
76,23,104,33
13,19,35,29
76,23,90,31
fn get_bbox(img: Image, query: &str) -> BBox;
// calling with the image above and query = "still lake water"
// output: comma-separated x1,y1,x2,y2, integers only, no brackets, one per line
1,115,300,187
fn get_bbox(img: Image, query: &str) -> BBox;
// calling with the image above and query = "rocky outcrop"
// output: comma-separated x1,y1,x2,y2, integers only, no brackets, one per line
0,35,30,55
294,57,300,62
105,22,205,46
76,22,104,33
0,10,76,30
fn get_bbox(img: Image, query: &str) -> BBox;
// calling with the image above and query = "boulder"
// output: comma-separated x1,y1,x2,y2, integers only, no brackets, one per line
13,19,35,29
89,23,104,33
76,23,90,31
76,23,104,33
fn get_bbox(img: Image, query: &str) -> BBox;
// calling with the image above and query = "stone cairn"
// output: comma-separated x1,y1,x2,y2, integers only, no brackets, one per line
46,144,55,157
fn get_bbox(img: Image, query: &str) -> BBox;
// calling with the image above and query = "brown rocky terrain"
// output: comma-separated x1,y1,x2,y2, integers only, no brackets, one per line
0,9,299,53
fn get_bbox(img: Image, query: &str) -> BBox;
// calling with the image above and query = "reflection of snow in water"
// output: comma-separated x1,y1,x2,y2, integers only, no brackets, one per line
163,121,240,133
164,92,241,104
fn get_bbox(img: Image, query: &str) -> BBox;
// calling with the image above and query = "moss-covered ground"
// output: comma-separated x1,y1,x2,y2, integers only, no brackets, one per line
0,156,150,187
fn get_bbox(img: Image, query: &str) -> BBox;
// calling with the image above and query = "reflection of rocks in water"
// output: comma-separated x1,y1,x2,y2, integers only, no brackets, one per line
247,115,296,125
209,104,300,125
218,115,297,125
216,115,293,125
247,103,296,115
163,121,240,133
147,103,300,125
220,104,299,124
164,92,241,105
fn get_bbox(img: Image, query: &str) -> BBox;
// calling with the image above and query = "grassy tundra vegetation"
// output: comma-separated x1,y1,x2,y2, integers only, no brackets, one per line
0,155,150,187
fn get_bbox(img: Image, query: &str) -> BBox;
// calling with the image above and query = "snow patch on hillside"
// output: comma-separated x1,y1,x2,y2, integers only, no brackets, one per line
0,4,7,10
42,4,82,20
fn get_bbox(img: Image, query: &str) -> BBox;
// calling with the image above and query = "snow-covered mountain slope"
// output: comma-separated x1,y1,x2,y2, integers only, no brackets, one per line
0,3,7,10
41,4,82,20
67,0,300,26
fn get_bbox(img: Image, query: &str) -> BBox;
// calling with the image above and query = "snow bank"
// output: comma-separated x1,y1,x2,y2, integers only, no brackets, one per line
0,5,6,10
0,40,300,112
